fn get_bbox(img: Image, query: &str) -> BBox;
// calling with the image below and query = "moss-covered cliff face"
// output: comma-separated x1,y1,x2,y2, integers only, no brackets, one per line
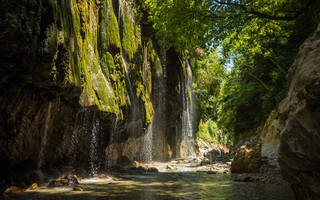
0,0,191,188
0,0,121,112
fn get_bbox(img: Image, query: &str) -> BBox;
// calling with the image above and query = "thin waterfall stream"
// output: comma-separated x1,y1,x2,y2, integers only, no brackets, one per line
38,102,52,169
122,56,135,104
150,49,168,161
179,60,196,158
118,0,122,27
89,114,99,177
122,56,139,122
143,116,153,163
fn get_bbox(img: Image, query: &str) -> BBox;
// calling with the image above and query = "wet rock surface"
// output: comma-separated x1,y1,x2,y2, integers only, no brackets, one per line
278,24,320,200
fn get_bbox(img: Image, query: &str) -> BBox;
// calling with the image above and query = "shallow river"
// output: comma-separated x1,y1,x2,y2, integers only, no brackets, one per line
6,162,294,200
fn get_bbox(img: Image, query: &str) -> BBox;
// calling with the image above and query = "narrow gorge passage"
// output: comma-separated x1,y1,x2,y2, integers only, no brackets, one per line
1,0,319,199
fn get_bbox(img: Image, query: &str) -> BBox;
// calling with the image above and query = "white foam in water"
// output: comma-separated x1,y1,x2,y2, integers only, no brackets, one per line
80,177,111,183
152,161,199,173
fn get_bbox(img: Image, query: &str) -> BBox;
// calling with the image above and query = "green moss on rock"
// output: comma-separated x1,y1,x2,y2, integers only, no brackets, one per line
122,2,141,60
100,0,121,53
14,0,154,119
154,57,162,77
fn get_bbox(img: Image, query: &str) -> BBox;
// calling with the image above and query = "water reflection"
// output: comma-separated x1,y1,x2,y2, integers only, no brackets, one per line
6,172,294,200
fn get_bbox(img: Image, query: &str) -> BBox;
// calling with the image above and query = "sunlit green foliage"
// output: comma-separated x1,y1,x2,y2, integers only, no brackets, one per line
217,8,320,136
197,119,231,145
193,51,232,145
146,0,320,143
193,51,226,120
145,0,319,58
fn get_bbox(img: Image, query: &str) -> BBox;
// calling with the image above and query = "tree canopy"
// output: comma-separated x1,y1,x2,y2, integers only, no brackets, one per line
145,0,320,144
146,0,319,57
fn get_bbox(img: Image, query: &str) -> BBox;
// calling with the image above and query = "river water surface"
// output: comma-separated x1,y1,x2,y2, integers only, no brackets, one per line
6,161,294,200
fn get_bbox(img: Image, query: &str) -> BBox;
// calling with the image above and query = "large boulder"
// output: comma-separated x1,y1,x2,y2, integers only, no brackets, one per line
231,141,261,173
231,125,262,174
278,24,320,200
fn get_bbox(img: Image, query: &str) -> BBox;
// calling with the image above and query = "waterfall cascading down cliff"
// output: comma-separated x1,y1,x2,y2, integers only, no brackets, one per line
143,116,154,163
122,56,138,121
148,46,168,162
0,0,197,186
67,108,108,176
177,60,196,158
89,113,100,176
38,102,52,170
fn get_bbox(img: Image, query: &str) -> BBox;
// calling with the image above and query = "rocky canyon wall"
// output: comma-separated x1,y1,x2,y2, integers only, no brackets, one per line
278,24,320,200
0,0,192,187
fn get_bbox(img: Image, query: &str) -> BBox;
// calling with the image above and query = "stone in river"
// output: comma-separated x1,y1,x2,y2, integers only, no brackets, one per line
73,184,83,191
27,183,38,190
147,167,159,173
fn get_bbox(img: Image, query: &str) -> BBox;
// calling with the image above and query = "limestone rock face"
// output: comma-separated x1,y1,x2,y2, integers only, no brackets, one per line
260,111,280,159
278,24,320,200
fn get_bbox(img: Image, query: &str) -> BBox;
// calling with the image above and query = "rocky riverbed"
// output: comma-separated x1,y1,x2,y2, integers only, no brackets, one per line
2,157,294,200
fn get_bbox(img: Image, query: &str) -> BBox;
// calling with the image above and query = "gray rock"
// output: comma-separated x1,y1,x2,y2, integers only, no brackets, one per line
278,24,320,200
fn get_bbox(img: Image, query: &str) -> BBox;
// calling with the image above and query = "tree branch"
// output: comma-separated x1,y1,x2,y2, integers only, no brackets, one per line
234,57,270,92
212,0,317,21
242,69,270,93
